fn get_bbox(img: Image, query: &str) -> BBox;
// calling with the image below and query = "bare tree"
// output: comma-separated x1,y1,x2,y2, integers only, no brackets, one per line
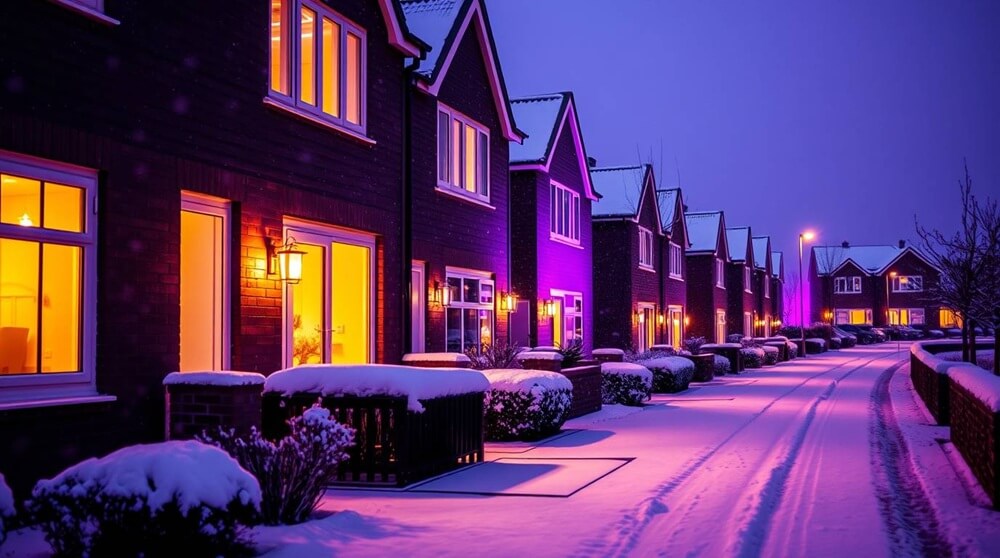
972,195,1000,374
782,270,800,326
814,246,844,324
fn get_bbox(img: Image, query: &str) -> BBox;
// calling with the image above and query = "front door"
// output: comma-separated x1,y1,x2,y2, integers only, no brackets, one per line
668,306,683,348
638,303,656,352
716,309,727,344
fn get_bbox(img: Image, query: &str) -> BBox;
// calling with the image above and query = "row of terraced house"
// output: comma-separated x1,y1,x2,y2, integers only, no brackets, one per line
0,0,785,493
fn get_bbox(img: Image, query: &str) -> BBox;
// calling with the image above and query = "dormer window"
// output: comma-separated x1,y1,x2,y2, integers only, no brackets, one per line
437,104,490,204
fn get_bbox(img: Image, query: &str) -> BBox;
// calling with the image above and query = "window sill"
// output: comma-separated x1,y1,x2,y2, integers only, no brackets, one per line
0,394,116,412
638,265,656,273
549,234,583,249
263,97,375,146
434,186,495,210
49,0,120,25
669,274,684,281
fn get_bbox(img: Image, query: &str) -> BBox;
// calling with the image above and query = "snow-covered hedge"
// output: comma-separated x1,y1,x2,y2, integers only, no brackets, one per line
601,362,653,406
805,338,827,353
713,354,731,375
640,357,695,393
28,441,260,557
938,350,996,374
162,370,266,387
761,345,780,366
0,472,13,546
481,369,573,441
200,405,354,525
264,364,489,412
741,347,765,369
401,352,471,364
593,348,625,357
786,341,799,359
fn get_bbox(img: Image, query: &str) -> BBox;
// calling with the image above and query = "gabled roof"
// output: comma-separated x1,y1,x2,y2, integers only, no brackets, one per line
752,236,771,271
656,188,689,246
813,244,935,276
509,92,599,201
726,227,752,263
400,0,524,141
685,211,726,256
380,0,430,56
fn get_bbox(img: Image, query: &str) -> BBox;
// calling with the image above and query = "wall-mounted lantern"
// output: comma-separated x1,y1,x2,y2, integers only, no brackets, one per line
432,281,453,307
636,310,645,324
269,236,305,284
542,298,557,317
657,313,665,325
499,291,518,313
684,315,690,327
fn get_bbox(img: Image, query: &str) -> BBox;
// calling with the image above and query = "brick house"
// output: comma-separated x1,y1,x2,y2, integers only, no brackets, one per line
751,236,774,336
724,226,756,338
0,0,426,495
810,242,944,329
771,251,785,326
684,211,730,343
400,0,524,354
657,188,690,348
591,164,665,351
509,92,599,353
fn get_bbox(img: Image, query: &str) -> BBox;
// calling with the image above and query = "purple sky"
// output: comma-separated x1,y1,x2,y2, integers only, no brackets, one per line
488,0,999,321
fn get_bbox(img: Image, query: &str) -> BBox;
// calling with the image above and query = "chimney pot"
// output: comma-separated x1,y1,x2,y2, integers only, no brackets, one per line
898,239,906,249
841,241,850,249
587,156,597,168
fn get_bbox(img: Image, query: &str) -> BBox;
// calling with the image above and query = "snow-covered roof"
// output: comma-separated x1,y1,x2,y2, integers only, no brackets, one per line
752,236,770,270
509,94,564,164
772,251,783,279
726,227,751,262
657,189,678,233
590,165,647,218
685,211,723,254
400,0,462,79
814,245,910,275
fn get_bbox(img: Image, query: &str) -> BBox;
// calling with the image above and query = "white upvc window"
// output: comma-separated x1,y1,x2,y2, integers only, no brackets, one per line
743,267,752,293
437,104,490,203
445,269,495,352
0,151,99,404
669,243,683,279
716,259,725,288
638,226,654,270
269,0,367,135
549,181,580,244
764,275,770,298
834,276,862,294
891,275,923,293
180,193,231,372
744,312,753,336
834,308,872,325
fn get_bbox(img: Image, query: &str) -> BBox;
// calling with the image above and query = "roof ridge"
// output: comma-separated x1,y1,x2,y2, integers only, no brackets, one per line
686,210,722,216
511,93,565,104
591,165,644,173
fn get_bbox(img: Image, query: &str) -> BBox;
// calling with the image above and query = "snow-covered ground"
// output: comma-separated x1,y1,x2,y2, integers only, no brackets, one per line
5,345,999,557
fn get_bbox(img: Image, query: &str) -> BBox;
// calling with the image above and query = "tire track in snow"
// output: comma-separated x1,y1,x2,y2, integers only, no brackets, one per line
585,351,894,558
870,361,954,558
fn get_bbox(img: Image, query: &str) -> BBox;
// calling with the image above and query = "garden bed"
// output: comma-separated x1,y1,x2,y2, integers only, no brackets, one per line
481,369,573,441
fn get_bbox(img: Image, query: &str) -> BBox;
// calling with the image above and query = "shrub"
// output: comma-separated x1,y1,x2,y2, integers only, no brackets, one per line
762,346,780,366
28,441,260,557
465,339,523,370
640,357,695,393
0,472,13,547
805,338,827,354
683,336,706,355
713,354,731,375
200,405,354,525
601,363,653,406
482,369,573,441
557,338,585,368
828,336,842,350
786,341,799,359
740,336,761,349
741,347,765,368
726,334,744,344
624,347,677,363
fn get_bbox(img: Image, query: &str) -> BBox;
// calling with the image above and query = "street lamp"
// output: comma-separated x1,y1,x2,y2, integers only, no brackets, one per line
799,231,816,356
886,271,897,327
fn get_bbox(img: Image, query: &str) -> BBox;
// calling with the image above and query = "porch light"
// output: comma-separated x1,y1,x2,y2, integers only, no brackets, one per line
637,311,645,324
433,281,453,307
657,313,665,325
684,315,690,327
270,236,305,284
500,291,518,313
543,298,556,317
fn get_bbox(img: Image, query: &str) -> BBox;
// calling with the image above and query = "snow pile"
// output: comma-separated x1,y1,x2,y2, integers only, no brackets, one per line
0,472,13,545
947,364,1000,411
712,354,731,374
532,346,561,352
401,352,471,363
601,362,653,406
481,369,573,441
593,348,625,357
639,357,695,393
516,351,564,361
264,364,489,412
761,345,780,365
162,371,265,387
910,343,957,374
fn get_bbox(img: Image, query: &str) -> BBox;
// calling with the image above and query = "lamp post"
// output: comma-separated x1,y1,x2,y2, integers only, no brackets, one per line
799,231,816,356
886,271,897,327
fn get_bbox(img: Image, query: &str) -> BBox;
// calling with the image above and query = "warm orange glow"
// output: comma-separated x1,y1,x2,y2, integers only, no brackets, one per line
684,316,690,327
552,300,563,346
180,209,224,371
18,213,33,227
801,231,816,241
1,174,40,227
330,242,369,364
346,32,361,125
291,243,324,366
44,182,83,232
889,271,897,278
321,18,341,117
299,7,316,105
270,0,288,94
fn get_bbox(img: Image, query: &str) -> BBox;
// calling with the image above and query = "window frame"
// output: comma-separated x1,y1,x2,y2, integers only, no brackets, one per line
834,276,862,294
638,226,654,270
743,267,752,293
552,289,584,343
267,0,368,137
764,274,770,298
49,0,119,25
436,103,491,205
891,275,923,293
445,268,495,352
549,181,581,245
668,242,683,279
0,151,99,404
715,259,725,288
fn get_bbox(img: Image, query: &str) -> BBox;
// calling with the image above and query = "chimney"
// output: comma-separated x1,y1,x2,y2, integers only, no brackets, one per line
898,239,906,249
841,241,850,249
587,156,597,168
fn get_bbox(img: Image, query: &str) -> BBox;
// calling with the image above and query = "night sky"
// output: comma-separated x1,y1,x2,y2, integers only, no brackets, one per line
488,0,1000,320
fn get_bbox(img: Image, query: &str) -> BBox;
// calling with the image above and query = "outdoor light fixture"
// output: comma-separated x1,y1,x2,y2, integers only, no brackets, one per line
433,281,453,307
269,236,305,284
798,230,817,357
539,298,556,318
499,291,518,313
886,271,897,324
637,311,645,324
658,313,665,325
18,213,33,227
684,315,690,327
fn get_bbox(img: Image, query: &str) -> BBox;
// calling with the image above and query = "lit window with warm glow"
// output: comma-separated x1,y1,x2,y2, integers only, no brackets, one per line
437,104,490,203
0,154,96,401
834,308,872,325
891,275,923,293
445,271,494,353
269,0,367,133
180,194,230,372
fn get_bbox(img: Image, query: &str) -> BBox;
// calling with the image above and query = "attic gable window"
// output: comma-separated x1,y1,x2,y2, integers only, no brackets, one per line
638,227,654,270
834,276,862,294
550,181,580,245
437,104,490,203
269,0,366,135
669,243,683,279
716,259,725,288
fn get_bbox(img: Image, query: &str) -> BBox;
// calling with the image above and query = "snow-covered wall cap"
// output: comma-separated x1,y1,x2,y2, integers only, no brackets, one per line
263,364,489,412
482,368,573,393
761,346,780,354
701,343,742,349
600,362,653,381
910,342,959,374
531,345,561,352
402,352,471,363
948,364,1000,412
593,348,625,356
516,351,564,361
162,371,266,387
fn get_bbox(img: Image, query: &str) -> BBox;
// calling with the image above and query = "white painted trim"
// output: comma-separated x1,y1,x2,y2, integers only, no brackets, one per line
48,0,120,26
549,180,581,245
376,0,424,57
433,186,496,210
550,288,584,342
436,102,490,203
509,99,598,201
263,97,377,145
0,394,116,412
410,261,425,353
638,225,655,269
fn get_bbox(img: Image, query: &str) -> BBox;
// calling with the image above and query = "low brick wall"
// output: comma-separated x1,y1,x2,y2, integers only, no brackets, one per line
165,383,263,440
593,349,625,364
401,353,470,369
681,354,715,382
702,345,743,373
764,342,789,362
561,363,602,418
910,351,951,425
949,380,1000,508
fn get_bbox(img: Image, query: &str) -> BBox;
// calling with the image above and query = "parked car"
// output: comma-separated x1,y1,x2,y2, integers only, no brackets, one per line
831,327,858,348
838,325,880,345
884,325,924,340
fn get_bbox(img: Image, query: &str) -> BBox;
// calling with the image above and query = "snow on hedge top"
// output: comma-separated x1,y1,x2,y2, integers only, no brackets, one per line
0,472,13,519
162,371,265,387
761,345,779,354
601,362,653,381
263,364,489,412
806,338,827,345
948,364,1000,412
32,441,261,514
701,343,742,349
531,345,560,352
481,369,572,393
517,351,563,361
401,352,471,363
639,356,695,373
593,348,625,356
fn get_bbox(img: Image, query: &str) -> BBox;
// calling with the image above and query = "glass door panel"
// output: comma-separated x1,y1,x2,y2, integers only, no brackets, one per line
331,242,369,364
291,243,325,365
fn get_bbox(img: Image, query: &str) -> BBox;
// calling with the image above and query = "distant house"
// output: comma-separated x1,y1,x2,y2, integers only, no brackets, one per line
591,164,664,351
401,0,525,354
685,211,730,343
509,92,599,353
771,251,785,327
751,236,774,336
809,241,943,329
657,188,690,348
725,227,756,338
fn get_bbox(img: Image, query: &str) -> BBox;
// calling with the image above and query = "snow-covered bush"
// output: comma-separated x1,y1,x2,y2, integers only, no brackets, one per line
713,354,731,375
786,341,799,359
557,338,585,368
465,340,523,370
938,350,996,373
200,405,354,525
683,337,706,355
624,347,677,363
0,472,14,546
601,362,653,406
482,369,573,441
726,334,744,344
28,441,260,557
806,338,827,353
640,357,695,393
828,336,842,350
762,346,780,366
741,347,765,368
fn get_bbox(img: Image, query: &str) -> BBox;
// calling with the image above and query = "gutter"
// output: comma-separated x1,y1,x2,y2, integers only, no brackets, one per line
401,57,419,360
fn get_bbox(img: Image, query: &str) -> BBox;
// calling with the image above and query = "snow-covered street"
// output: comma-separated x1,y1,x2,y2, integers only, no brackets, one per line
252,345,1000,557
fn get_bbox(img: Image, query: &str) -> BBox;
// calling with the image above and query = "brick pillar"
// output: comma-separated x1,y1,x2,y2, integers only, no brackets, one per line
516,351,563,372
593,348,624,363
163,372,265,440
402,353,471,369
